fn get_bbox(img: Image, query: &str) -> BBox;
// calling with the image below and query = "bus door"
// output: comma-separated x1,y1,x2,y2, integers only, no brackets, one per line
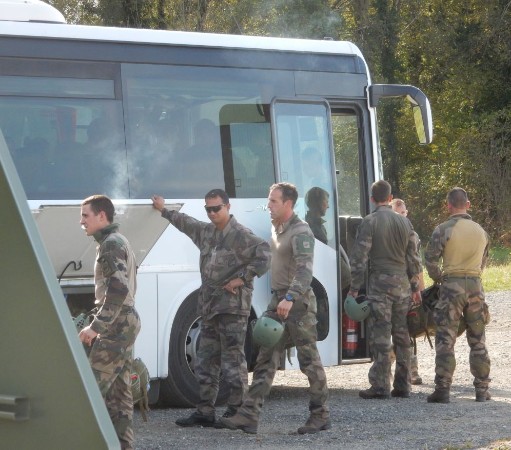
270,99,338,354
331,106,371,361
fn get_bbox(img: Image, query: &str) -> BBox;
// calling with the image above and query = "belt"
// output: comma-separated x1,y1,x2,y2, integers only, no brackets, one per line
442,272,480,280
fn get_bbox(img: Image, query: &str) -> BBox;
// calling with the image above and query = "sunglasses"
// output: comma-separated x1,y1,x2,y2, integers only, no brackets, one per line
204,204,225,214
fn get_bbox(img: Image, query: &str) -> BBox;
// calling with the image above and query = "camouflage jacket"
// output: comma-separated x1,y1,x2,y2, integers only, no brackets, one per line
305,211,328,245
350,205,421,291
90,223,137,334
270,213,315,301
425,213,489,283
161,208,271,319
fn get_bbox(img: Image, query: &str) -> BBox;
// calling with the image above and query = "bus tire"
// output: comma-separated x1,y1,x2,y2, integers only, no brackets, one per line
158,292,230,407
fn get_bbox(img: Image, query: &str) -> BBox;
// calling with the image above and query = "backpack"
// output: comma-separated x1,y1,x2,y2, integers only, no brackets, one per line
407,285,440,352
131,357,150,422
407,284,472,353
407,303,435,352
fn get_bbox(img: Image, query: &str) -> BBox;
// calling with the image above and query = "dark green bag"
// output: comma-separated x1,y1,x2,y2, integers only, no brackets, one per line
407,285,439,351
407,304,435,357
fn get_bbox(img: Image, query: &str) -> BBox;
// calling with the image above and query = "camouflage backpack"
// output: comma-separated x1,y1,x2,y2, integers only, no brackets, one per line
131,357,150,422
407,303,435,351
407,285,439,351
407,284,475,353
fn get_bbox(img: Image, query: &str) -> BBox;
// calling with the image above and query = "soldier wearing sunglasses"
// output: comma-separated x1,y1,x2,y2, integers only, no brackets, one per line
151,190,271,426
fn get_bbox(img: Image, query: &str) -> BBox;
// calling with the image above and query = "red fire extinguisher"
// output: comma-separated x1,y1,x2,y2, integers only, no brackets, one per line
342,313,359,358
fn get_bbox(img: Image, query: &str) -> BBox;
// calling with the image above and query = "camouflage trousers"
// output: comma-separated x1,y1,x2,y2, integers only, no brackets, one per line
367,273,411,394
433,276,490,391
89,307,141,450
239,299,329,422
195,314,248,415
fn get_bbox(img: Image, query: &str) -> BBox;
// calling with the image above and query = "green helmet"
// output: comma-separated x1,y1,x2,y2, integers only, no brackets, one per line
344,294,370,322
73,312,90,331
252,315,284,348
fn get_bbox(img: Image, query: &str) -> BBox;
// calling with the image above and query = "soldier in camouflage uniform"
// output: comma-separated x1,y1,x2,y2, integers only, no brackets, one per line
152,190,271,426
425,187,491,403
79,195,141,450
220,183,330,435
391,198,425,385
348,181,421,400
305,186,329,245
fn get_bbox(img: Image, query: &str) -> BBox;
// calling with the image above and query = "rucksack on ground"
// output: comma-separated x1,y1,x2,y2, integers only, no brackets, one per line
131,357,150,422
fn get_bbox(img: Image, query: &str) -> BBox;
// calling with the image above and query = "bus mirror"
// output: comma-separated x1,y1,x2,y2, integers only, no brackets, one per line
369,84,433,145
413,104,427,144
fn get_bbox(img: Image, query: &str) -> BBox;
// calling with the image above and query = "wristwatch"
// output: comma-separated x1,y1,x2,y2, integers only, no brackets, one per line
238,271,247,284
284,293,295,303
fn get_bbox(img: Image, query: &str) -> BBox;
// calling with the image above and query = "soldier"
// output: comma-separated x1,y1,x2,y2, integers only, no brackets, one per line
425,187,491,403
219,182,330,435
305,186,329,245
348,180,421,399
151,190,271,425
391,198,425,385
79,195,141,450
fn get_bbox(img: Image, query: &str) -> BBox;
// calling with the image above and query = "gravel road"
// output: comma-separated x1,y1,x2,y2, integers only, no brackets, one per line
134,291,511,450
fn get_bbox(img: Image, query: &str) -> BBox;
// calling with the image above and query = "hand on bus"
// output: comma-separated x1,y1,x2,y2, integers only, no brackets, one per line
277,299,293,320
223,278,244,294
151,195,165,212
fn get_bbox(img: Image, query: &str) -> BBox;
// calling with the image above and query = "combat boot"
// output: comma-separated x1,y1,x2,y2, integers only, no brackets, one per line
427,388,450,404
175,411,216,427
359,387,390,400
475,391,491,402
218,412,258,434
297,415,332,434
411,372,423,385
391,389,410,398
222,405,238,418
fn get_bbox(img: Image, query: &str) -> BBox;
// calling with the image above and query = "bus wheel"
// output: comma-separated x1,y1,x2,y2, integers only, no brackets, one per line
158,292,229,407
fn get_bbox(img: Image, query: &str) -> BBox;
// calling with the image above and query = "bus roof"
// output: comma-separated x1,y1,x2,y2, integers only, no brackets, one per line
0,0,66,24
0,20,364,59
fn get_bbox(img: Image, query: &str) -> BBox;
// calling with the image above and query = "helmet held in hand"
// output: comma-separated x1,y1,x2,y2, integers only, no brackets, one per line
344,294,370,322
252,315,284,348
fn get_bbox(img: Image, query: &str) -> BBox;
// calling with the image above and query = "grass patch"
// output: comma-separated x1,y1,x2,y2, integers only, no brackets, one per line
488,246,511,266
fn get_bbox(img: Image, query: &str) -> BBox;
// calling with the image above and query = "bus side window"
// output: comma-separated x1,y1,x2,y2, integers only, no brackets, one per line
14,136,51,198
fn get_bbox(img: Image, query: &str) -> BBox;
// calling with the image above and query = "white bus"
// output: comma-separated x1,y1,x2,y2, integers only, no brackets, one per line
0,1,432,407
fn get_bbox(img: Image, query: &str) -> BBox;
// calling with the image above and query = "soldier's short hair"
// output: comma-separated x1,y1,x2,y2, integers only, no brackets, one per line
205,188,229,205
391,198,406,208
270,182,298,207
447,187,468,208
82,194,115,223
371,180,392,203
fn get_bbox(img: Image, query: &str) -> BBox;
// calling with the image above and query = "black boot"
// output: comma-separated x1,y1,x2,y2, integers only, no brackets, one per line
359,387,390,399
175,411,216,427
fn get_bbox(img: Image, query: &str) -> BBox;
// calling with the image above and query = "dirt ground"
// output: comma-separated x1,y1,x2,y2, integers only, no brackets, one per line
134,291,511,450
